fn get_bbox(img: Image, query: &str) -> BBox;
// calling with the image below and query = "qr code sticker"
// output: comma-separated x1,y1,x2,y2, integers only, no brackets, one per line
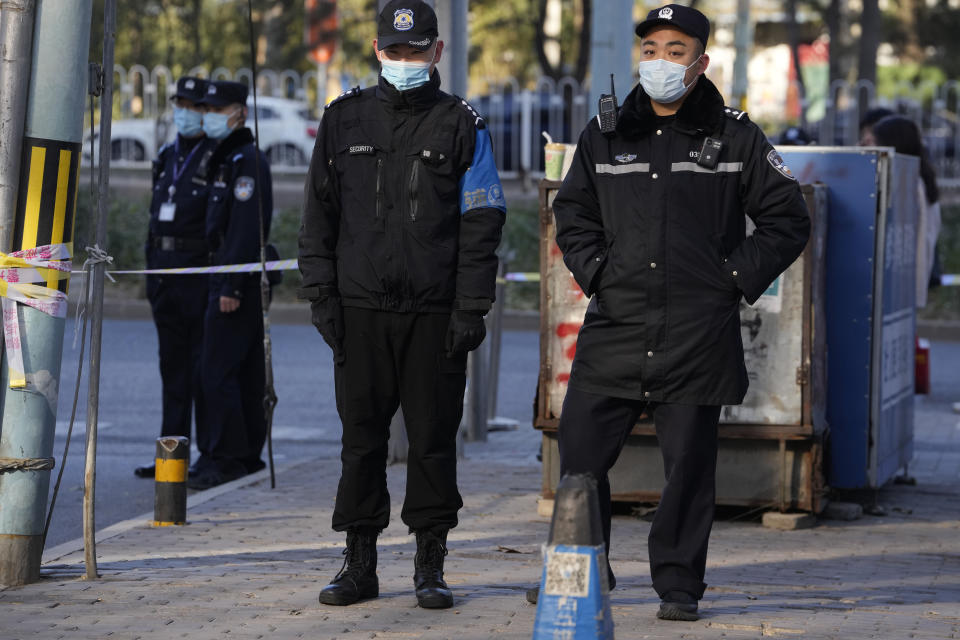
543,550,590,597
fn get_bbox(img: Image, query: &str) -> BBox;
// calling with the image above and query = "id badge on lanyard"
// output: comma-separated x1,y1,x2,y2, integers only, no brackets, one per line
159,187,177,222
160,141,202,222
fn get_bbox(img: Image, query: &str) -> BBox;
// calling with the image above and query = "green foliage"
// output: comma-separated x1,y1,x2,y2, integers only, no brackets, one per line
268,206,304,301
914,2,960,80
500,198,541,311
91,0,310,76
71,188,150,295
919,203,960,321
876,64,947,104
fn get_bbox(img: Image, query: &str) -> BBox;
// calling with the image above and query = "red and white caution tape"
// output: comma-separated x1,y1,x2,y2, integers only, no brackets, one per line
0,243,71,388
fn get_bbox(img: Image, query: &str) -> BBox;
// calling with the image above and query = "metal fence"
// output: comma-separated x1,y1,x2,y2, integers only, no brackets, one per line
813,79,960,179
100,64,960,179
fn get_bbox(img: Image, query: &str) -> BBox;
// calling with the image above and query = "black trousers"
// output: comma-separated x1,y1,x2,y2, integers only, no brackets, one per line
332,307,466,534
558,385,720,599
146,273,208,447
199,284,266,475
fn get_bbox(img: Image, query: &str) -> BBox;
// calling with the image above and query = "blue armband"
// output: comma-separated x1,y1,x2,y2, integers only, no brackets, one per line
459,128,506,214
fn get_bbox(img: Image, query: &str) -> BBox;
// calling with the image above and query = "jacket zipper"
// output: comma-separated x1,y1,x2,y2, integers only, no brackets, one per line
409,158,419,222
375,157,383,220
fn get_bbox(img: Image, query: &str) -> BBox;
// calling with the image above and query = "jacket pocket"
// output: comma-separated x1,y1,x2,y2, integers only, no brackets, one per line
335,142,384,232
406,143,458,246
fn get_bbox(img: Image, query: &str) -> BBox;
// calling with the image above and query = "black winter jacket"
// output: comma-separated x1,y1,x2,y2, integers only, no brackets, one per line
298,72,506,313
554,77,810,405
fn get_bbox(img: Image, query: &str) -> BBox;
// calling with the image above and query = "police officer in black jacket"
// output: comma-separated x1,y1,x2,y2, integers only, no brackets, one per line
136,76,217,479
299,0,505,610
189,80,273,491
531,5,810,620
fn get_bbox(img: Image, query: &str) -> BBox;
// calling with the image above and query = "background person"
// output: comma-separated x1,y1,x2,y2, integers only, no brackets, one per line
532,4,810,621
136,76,215,479
189,80,274,491
871,114,942,305
859,106,894,146
298,0,506,610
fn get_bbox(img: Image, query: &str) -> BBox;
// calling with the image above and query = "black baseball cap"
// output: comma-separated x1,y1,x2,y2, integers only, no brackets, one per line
171,76,208,102
199,80,249,108
376,0,438,51
635,4,710,48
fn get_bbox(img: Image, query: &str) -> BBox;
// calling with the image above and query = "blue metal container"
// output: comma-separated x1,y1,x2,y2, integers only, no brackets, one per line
780,148,918,489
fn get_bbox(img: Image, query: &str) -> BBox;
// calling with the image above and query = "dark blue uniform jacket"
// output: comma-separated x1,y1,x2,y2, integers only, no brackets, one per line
205,128,273,299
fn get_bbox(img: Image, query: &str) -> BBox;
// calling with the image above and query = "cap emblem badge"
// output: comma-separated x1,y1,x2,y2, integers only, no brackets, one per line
658,7,674,19
185,79,195,89
394,9,414,31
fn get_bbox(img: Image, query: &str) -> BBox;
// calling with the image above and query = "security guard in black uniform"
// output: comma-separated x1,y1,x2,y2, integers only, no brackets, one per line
299,0,505,610
529,5,810,621
136,76,217,478
189,80,273,490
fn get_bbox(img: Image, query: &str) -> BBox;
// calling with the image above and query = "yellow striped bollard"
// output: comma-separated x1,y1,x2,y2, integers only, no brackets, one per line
153,437,189,526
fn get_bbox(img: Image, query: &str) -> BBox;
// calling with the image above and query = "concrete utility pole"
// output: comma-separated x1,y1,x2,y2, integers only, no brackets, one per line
731,0,753,110
0,0,93,586
0,0,37,251
434,0,468,99
589,0,634,116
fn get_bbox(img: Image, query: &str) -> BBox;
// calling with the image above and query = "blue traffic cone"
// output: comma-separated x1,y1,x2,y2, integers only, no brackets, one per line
532,473,614,639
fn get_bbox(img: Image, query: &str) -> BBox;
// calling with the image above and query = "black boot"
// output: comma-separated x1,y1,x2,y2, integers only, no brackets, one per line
413,530,454,609
318,529,379,606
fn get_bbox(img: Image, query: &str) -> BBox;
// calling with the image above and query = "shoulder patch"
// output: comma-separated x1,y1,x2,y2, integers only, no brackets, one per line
326,86,361,109
723,106,749,122
454,95,486,129
766,149,797,181
234,176,255,201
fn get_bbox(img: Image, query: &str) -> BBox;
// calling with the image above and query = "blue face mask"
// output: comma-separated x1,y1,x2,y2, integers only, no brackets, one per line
637,56,702,104
202,110,238,140
173,106,204,137
380,58,433,92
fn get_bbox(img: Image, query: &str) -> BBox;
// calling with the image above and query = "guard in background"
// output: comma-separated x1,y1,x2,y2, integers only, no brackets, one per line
136,76,216,479
299,0,505,610
534,4,810,621
189,80,273,491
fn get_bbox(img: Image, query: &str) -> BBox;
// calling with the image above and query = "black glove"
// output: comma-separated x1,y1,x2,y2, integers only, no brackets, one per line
311,297,345,364
445,310,486,355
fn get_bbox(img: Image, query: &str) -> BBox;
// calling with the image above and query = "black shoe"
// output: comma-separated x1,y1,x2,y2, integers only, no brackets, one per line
319,530,379,606
133,464,155,478
413,530,454,609
526,565,615,604
186,467,245,491
657,591,699,621
245,459,266,474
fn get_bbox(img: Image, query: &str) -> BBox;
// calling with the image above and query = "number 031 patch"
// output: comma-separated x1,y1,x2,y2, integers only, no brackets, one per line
766,150,796,181
234,176,255,201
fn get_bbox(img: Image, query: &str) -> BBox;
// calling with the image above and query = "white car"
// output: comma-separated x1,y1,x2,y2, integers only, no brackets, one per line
82,96,318,167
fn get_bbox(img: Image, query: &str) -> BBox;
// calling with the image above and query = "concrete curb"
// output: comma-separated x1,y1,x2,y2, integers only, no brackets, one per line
40,457,315,565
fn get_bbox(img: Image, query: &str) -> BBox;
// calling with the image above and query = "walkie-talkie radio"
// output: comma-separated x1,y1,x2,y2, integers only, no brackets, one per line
598,74,618,134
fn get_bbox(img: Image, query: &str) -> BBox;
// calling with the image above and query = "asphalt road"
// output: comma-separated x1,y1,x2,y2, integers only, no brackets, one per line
43,318,541,548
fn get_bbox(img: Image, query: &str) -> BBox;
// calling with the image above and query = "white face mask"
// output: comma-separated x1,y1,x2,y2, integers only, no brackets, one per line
637,56,701,104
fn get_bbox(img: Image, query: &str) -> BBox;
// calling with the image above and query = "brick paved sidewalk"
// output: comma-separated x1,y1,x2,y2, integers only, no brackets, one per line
1,395,958,639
